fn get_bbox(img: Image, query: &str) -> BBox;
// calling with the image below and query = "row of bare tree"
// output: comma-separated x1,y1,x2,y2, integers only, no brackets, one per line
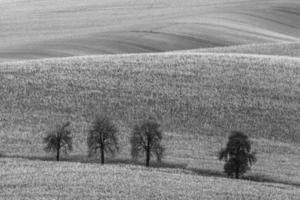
43,116,256,179
44,116,164,167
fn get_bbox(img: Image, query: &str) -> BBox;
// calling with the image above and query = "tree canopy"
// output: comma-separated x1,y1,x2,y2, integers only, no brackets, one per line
219,131,256,178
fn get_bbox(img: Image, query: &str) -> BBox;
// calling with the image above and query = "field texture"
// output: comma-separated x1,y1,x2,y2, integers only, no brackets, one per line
0,158,299,200
191,42,300,57
1,0,300,61
1,52,300,185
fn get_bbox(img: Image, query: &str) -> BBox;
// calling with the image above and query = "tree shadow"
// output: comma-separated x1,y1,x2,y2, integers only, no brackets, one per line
190,167,300,188
243,173,300,188
189,167,226,178
1,154,187,169
1,154,86,163
83,157,188,170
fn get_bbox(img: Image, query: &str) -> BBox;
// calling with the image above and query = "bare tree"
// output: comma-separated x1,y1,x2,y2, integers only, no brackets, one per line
87,115,119,164
219,131,256,179
43,122,73,161
130,118,164,167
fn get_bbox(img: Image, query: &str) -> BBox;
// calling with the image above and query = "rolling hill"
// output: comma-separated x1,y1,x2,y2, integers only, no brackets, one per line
1,0,300,62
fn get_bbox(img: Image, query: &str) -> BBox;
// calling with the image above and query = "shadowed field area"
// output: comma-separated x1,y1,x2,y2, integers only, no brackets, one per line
1,0,300,61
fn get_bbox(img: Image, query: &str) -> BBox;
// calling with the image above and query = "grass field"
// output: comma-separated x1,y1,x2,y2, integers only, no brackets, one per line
1,0,300,61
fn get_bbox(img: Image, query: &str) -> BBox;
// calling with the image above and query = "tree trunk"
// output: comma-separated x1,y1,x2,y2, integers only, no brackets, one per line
146,147,150,167
56,148,60,161
235,164,239,179
101,145,105,164
235,171,239,179
56,137,61,161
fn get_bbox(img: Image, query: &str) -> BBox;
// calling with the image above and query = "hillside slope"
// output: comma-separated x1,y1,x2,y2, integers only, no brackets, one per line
0,52,299,149
1,0,300,61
